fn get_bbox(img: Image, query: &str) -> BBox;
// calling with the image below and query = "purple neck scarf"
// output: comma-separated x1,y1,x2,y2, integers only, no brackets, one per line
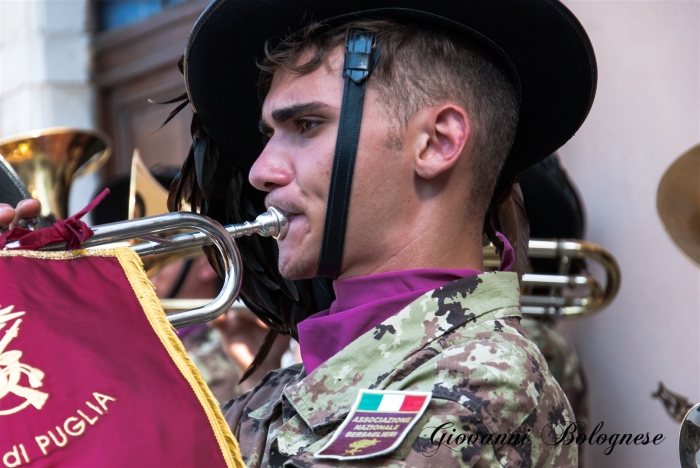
297,233,514,374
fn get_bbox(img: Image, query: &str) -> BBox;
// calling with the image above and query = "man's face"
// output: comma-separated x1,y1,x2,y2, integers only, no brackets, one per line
249,47,409,280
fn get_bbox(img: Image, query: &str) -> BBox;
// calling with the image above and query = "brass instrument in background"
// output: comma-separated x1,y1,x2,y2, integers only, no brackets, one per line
657,143,700,267
128,149,172,220
484,239,620,318
127,150,200,278
653,144,700,467
0,128,111,224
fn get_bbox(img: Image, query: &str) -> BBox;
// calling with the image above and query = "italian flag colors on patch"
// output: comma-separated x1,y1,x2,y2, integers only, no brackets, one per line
314,390,432,461
356,392,428,412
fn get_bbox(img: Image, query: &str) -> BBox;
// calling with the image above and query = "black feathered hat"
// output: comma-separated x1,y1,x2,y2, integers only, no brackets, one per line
181,0,596,279
184,0,596,183
520,153,586,275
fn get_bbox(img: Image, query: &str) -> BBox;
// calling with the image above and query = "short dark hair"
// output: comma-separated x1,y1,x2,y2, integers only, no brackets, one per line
259,19,519,217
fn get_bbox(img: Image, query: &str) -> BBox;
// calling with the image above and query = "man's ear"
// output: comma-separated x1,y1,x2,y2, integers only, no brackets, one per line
413,104,471,179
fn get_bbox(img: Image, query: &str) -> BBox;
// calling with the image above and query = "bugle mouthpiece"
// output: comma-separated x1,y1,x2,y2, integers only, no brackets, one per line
255,207,289,239
226,207,288,240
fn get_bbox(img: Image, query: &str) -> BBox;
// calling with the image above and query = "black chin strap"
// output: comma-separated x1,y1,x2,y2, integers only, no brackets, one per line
318,30,376,278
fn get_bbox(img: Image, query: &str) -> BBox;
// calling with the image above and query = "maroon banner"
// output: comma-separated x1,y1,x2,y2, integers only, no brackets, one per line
0,248,242,468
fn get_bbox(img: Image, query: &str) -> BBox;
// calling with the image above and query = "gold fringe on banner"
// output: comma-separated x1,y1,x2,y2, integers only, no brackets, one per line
115,247,244,468
0,249,112,259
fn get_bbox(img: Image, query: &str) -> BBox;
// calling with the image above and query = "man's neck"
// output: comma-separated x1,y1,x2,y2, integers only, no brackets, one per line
338,218,484,279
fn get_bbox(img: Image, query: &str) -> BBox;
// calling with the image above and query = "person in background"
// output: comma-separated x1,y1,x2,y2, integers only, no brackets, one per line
519,153,591,466
519,153,589,428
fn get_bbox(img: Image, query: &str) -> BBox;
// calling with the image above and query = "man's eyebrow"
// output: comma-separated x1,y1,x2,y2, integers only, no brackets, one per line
271,102,331,123
258,102,332,134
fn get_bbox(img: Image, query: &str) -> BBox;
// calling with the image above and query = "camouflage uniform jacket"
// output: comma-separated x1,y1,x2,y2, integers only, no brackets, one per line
223,272,577,467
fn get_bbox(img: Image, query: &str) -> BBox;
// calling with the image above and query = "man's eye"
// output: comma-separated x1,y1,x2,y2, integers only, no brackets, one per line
262,133,272,144
297,119,319,135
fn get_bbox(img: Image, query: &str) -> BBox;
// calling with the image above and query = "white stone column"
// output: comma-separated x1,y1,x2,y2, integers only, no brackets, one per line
0,0,98,217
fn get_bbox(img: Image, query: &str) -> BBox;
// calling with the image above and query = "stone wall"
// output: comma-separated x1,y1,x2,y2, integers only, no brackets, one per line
0,0,98,217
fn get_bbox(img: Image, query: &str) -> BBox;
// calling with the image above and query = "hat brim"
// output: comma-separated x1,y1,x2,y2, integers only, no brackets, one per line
184,0,596,185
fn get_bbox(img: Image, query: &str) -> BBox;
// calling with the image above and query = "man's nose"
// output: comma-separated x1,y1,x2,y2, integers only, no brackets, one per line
248,144,293,192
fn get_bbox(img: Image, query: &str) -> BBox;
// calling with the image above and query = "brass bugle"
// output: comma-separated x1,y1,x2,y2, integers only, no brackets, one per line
484,239,621,317
19,208,288,329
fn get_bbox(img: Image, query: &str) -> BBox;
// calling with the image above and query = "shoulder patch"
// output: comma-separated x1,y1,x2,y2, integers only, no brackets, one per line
314,389,431,460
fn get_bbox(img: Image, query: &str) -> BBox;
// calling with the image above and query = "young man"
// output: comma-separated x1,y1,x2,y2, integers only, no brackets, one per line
2,0,596,466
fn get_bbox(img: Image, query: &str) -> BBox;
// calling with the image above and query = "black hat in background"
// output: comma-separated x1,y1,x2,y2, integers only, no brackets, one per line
520,153,586,274
520,154,585,240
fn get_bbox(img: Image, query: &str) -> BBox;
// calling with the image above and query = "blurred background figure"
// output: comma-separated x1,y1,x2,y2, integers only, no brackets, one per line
516,153,595,466
91,162,289,403
519,153,589,427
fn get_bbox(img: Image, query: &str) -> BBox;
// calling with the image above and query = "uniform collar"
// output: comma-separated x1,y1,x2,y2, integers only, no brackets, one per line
283,271,521,430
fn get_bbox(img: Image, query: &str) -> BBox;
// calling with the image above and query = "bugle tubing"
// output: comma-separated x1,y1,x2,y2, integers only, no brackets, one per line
484,239,621,317
31,208,288,329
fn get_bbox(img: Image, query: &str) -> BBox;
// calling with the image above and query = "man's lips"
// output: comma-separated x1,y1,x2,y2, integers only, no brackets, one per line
265,198,303,218
268,206,300,220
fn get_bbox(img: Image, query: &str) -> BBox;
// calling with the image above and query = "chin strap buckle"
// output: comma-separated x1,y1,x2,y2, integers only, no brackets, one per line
343,31,376,84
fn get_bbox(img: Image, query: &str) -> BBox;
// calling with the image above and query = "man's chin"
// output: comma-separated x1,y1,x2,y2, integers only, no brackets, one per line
278,259,318,281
